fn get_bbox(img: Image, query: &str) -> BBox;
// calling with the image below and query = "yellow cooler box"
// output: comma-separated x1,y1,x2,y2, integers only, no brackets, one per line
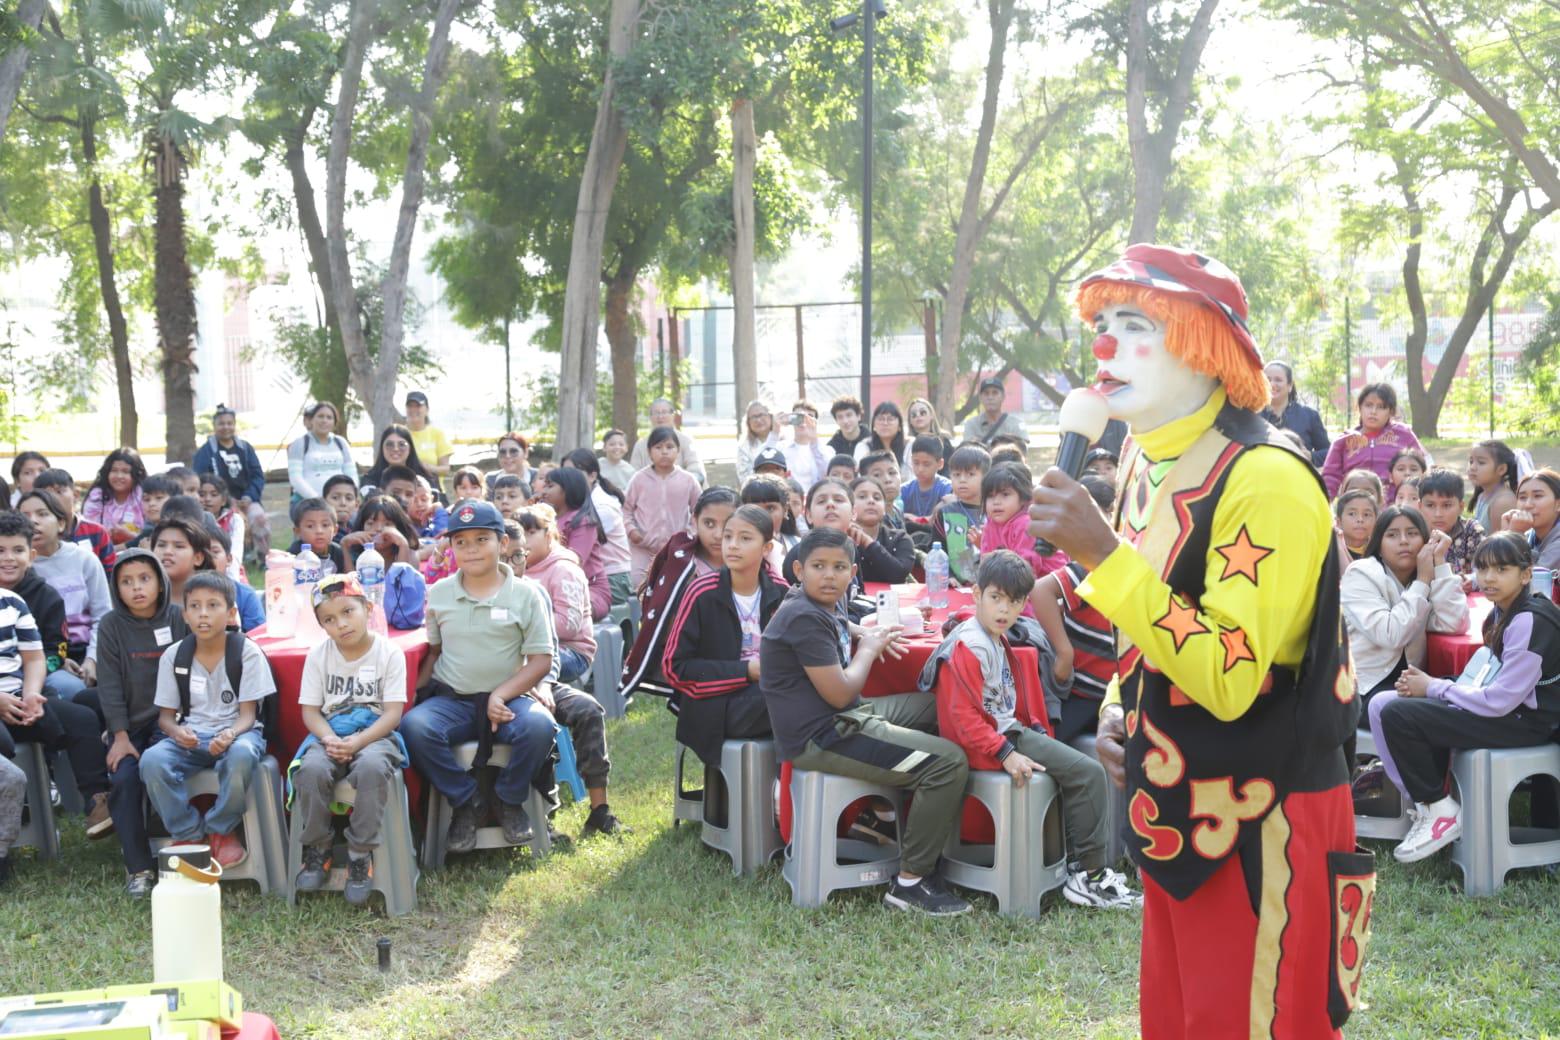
22,981,240,1032
0,995,175,1039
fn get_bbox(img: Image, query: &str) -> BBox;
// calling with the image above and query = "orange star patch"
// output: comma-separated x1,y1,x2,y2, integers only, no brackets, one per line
1219,626,1257,672
1154,597,1209,651
1214,525,1274,585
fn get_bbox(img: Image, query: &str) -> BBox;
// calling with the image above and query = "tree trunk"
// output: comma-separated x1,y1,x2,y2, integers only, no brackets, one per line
0,0,46,144
935,0,1014,419
1125,0,1219,243
605,271,639,443
556,0,642,454
284,106,350,431
81,113,136,447
150,132,197,462
729,97,758,430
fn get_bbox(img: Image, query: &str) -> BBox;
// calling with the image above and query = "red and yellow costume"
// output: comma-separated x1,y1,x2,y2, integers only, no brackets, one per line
1074,247,1373,1039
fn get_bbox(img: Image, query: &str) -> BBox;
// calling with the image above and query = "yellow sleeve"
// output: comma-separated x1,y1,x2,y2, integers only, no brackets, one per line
1078,447,1330,722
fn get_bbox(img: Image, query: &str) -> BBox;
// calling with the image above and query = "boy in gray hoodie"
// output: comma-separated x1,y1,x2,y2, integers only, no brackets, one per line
91,548,187,897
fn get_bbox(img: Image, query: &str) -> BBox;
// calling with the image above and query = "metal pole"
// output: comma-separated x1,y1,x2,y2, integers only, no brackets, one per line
1344,297,1352,428
859,0,874,409
503,316,513,432
668,309,682,410
795,304,807,400
1488,298,1496,437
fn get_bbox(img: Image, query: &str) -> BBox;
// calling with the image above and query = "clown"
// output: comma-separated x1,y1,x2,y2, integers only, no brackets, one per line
1028,245,1371,1040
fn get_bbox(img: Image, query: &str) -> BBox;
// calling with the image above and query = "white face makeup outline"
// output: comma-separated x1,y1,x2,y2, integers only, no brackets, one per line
1090,302,1218,433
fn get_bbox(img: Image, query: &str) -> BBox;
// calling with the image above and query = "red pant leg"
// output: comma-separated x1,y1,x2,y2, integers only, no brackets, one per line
1139,784,1357,1040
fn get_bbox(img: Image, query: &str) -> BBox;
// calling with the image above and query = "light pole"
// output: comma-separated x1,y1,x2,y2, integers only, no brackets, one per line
833,0,886,409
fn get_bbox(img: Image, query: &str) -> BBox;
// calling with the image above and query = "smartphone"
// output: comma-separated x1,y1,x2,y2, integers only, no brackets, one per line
787,413,806,426
874,588,901,628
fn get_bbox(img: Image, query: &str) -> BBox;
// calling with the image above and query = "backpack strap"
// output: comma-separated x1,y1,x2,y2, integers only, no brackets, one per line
977,414,1008,445
172,634,199,723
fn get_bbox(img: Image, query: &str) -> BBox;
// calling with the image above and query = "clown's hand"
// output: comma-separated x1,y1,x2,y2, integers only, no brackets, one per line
1028,469,1121,570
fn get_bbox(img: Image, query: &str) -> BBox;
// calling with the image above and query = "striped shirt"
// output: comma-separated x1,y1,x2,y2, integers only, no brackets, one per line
1056,563,1115,701
0,588,42,696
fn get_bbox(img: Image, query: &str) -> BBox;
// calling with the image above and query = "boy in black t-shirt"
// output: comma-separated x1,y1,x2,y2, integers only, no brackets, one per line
760,527,970,916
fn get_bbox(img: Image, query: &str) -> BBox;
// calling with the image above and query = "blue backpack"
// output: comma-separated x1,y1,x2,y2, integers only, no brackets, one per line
385,562,427,629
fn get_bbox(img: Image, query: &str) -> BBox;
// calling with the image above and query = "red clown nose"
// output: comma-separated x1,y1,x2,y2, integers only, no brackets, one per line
1092,333,1118,360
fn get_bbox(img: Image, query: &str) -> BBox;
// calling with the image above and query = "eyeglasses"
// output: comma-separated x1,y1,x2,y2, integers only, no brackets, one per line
498,448,523,457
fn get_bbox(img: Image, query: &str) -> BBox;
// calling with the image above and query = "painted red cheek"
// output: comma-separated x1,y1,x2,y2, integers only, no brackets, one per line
1091,334,1117,360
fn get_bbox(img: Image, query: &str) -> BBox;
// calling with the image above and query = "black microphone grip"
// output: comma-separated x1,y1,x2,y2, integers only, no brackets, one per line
1035,430,1092,556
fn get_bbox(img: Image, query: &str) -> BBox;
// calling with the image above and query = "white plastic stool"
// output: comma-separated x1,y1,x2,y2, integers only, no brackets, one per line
700,739,783,876
782,768,904,907
1450,744,1560,896
941,770,1067,918
14,742,59,860
1353,726,1412,841
421,742,553,868
1067,734,1127,866
148,755,289,897
671,744,705,828
287,767,419,916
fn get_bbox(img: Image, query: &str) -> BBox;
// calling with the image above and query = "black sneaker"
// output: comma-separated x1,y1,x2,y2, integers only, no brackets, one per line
448,800,482,853
295,845,331,892
883,874,971,916
581,803,629,838
499,800,534,845
343,854,373,906
848,808,897,846
125,869,155,899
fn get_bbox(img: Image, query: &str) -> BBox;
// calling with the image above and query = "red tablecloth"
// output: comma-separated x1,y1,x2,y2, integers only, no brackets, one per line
224,1012,282,1040
861,583,1015,696
1426,593,1491,678
251,624,430,766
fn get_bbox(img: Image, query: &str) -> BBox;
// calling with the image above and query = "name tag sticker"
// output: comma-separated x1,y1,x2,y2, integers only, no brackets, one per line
189,675,207,697
357,666,377,684
491,607,509,622
154,627,172,646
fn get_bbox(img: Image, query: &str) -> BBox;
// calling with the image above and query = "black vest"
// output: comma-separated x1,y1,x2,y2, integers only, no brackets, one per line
1115,403,1357,899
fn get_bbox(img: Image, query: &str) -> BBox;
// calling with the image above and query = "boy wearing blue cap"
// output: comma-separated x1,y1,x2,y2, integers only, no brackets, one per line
399,501,557,850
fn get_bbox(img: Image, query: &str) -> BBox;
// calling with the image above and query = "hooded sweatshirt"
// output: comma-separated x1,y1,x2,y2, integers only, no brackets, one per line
31,538,111,658
525,543,596,661
10,569,69,673
93,549,187,734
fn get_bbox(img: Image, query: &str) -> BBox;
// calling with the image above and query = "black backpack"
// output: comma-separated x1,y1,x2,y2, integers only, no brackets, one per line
171,630,275,733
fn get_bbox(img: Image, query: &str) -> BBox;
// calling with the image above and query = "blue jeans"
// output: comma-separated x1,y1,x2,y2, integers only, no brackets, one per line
108,725,163,875
139,729,266,842
556,645,592,685
44,668,86,703
399,693,557,808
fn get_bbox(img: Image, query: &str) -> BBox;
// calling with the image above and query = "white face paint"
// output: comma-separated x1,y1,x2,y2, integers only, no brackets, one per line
1090,304,1217,433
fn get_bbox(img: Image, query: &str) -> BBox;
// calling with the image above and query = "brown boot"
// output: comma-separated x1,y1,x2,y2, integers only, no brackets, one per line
85,792,115,840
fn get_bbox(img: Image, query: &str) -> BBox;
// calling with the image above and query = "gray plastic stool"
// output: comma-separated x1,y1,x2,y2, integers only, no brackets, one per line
942,770,1067,918
14,741,60,860
672,744,705,828
782,768,904,907
1353,726,1412,841
700,739,783,876
1450,744,1560,897
1067,734,1127,866
149,755,290,897
288,767,419,915
421,742,553,869
582,622,627,719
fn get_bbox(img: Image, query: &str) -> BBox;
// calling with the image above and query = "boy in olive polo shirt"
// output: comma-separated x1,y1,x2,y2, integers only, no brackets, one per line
399,501,558,851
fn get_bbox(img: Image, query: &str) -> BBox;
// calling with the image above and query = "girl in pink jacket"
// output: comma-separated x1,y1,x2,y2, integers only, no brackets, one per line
1322,383,1426,498
516,505,597,684
540,467,611,620
979,462,1067,612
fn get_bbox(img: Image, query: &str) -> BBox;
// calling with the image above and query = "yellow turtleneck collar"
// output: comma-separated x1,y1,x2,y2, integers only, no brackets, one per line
1132,387,1227,463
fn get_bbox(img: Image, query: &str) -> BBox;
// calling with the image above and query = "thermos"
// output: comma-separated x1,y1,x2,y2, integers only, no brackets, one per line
152,844,224,983
264,550,297,638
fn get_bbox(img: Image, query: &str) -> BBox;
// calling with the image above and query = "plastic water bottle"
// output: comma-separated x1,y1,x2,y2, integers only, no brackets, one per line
925,541,950,610
356,544,388,634
294,545,323,589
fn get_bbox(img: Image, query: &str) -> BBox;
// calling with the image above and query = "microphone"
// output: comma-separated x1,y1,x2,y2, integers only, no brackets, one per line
1036,388,1111,556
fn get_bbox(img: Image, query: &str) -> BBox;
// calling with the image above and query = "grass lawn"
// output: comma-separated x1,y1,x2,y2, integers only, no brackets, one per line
5,704,1560,1039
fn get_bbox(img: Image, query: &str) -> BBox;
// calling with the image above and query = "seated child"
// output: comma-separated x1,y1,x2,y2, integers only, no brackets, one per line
504,518,624,838
760,526,971,916
166,465,200,499
489,473,528,521
848,477,915,584
1418,468,1484,576
740,475,798,577
197,475,246,575
980,461,1067,585
827,455,857,483
139,573,274,868
1333,489,1378,567
16,490,109,684
0,511,81,703
289,497,348,574
399,501,557,850
1393,476,1421,510
899,436,953,519
515,505,595,684
784,478,808,534
1340,468,1384,506
340,494,421,569
322,474,360,541
1370,532,1560,864
933,444,989,583
0,752,20,885
205,528,263,630
1082,448,1118,486
989,443,1025,468
126,475,180,550
35,468,115,571
1388,449,1427,505
410,476,449,546
663,505,784,766
451,466,486,503
86,548,187,897
291,574,408,905
1029,475,1118,745
926,550,1138,908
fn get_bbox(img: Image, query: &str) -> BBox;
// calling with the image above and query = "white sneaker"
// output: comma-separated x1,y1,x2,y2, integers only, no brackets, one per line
1394,796,1462,863
1063,866,1142,909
